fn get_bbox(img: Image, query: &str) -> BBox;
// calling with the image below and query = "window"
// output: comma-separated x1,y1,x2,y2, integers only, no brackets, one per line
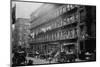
63,6,66,13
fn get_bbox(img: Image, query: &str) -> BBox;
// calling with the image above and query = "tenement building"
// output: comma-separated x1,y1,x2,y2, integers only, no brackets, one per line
13,18,30,50
29,4,96,61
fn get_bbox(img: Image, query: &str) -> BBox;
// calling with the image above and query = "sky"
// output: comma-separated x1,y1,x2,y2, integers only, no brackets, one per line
12,1,43,19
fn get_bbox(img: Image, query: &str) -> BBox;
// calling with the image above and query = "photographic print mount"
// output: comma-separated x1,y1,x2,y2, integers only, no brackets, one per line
11,0,96,67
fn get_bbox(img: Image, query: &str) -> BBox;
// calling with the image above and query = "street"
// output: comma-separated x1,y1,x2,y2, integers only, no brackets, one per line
26,57,57,64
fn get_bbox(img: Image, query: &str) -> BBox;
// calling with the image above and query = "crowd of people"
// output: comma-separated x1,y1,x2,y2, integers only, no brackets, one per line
12,45,96,66
12,46,77,66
